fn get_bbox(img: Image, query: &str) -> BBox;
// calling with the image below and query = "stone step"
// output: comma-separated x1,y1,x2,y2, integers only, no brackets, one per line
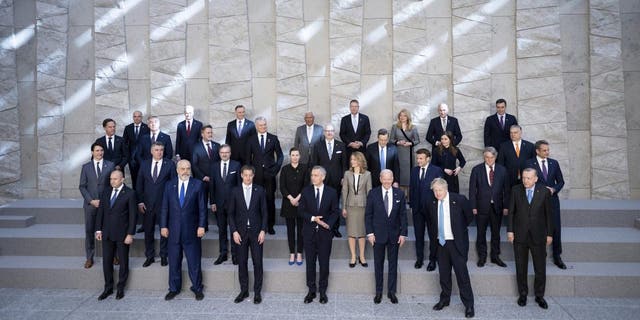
0,256,638,297
2,224,638,263
0,215,35,228
635,218,640,229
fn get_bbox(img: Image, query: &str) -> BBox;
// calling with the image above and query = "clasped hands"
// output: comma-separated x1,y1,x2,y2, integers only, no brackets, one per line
507,232,552,246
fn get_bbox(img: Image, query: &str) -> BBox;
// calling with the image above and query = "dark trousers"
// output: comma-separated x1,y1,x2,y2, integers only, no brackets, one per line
237,227,263,293
216,207,237,257
437,240,474,308
129,162,140,190
84,207,97,260
142,209,168,259
412,208,433,262
102,239,129,292
304,228,333,294
255,173,277,229
167,238,203,293
286,217,304,254
514,233,546,298
373,241,399,294
475,204,502,260
329,185,342,233
551,197,562,258
424,209,438,262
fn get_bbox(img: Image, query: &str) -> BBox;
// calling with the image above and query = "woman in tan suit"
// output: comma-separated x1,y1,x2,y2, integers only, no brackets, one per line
342,151,372,267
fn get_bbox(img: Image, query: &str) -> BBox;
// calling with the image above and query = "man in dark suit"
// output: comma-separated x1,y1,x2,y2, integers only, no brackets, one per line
227,165,268,304
209,144,241,265
137,116,173,162
136,142,176,267
299,166,340,304
526,140,566,269
310,123,347,238
409,148,443,271
497,124,535,186
425,103,462,149
225,105,256,164
192,125,220,209
507,168,553,309
430,178,474,318
122,110,149,189
365,169,407,304
245,116,283,235
366,128,400,188
483,99,518,151
95,118,128,173
79,143,114,268
95,170,137,300
294,112,323,164
160,160,207,301
469,147,510,268
339,99,371,160
175,105,203,162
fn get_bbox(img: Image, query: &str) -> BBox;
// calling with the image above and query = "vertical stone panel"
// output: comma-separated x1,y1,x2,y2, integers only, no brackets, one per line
622,5,640,198
303,0,330,126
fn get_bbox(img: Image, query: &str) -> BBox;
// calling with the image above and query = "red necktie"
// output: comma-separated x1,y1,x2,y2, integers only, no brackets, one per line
207,143,213,159
489,165,494,186
186,121,191,136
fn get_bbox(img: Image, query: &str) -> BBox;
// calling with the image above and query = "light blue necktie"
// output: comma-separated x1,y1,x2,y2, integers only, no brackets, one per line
438,200,445,246
527,189,533,204
380,147,386,169
179,182,185,207
110,188,119,208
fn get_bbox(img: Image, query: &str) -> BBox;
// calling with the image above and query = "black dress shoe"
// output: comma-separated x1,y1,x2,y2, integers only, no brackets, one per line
213,255,227,265
195,291,204,301
477,259,486,267
98,289,113,300
433,300,449,310
373,293,382,304
319,293,328,304
115,290,124,300
268,228,276,235
165,291,178,301
136,227,144,233
161,257,168,266
535,296,548,309
414,260,423,269
388,293,398,304
232,256,238,265
333,230,342,238
517,295,526,306
491,257,507,267
554,257,567,269
426,261,437,272
234,291,249,303
304,292,316,303
253,293,262,304
143,257,155,267
465,306,475,318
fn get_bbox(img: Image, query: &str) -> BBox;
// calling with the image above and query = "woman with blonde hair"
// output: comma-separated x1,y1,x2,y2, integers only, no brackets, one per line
342,151,372,267
390,109,420,194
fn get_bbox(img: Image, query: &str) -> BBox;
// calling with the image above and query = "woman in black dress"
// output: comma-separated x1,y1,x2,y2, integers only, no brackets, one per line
432,131,466,193
279,147,309,265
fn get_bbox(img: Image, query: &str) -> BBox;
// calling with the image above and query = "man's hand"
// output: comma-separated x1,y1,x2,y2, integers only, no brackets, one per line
197,227,205,238
115,165,122,171
211,204,217,213
398,236,406,247
161,228,169,238
138,203,146,213
90,200,100,208
315,217,329,229
124,234,133,245
233,231,242,245
546,186,555,195
472,209,477,215
502,209,508,216
203,176,210,182
546,236,553,246
507,232,514,243
95,231,102,241
258,231,266,244
342,209,347,218
392,182,399,188
367,234,375,246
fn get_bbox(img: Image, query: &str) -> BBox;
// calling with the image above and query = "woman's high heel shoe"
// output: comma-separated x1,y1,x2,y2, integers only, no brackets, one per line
358,256,368,267
349,258,356,268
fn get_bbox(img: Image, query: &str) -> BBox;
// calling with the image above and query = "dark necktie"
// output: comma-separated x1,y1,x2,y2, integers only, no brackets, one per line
223,162,228,180
186,121,191,136
315,187,320,210
420,167,425,181
179,182,186,207
96,162,101,177
151,133,156,144
237,120,242,136
152,161,159,182
384,190,390,217
207,142,213,159
489,165,494,186
108,137,113,151
499,115,504,129
542,159,548,180
110,188,119,208
135,125,139,137
260,134,265,151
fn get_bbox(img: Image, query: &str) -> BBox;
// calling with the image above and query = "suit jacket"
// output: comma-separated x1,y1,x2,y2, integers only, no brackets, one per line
294,124,324,164
425,116,463,147
508,184,553,245
123,122,150,167
468,162,510,214
160,178,207,245
191,141,221,180
428,193,473,257
341,170,372,208
175,119,203,161
227,184,268,235
365,187,408,244
137,131,174,162
136,159,176,212
483,113,517,151
208,160,241,207
525,157,564,197
96,185,137,241
497,139,535,186
310,139,348,190
365,142,401,187
95,135,129,169
339,113,371,153
246,133,284,178
79,160,115,208
409,164,443,211
298,185,340,236
226,118,256,163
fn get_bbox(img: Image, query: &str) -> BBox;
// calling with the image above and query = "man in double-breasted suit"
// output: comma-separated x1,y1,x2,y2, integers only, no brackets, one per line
425,103,463,149
507,168,553,309
160,160,207,301
339,99,371,160
95,118,129,172
79,143,114,268
137,116,173,162
95,170,137,300
294,112,323,164
225,105,256,164
366,129,401,188
175,105,203,162
497,125,535,187
227,165,268,304
122,111,149,189
365,169,407,304
469,147,510,268
483,99,518,152
299,166,340,305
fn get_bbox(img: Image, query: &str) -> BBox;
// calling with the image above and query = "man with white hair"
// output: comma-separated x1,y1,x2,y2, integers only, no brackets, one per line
176,105,203,162
425,103,463,150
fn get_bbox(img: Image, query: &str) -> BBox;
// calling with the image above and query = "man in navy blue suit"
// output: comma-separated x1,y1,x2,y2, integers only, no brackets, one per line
430,178,475,318
469,147,510,268
365,169,407,304
95,118,129,173
497,125,535,187
137,116,173,162
225,105,256,164
160,160,207,301
175,105,203,162
122,111,149,189
299,166,340,304
227,165,268,304
526,140,566,269
425,103,462,149
409,148,443,271
339,99,371,160
483,99,518,152
366,129,400,188
136,142,176,267
209,144,241,265
192,125,220,209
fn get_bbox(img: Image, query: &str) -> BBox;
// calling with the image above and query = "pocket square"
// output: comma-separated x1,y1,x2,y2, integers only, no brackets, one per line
395,200,400,203
336,151,342,154
229,171,236,174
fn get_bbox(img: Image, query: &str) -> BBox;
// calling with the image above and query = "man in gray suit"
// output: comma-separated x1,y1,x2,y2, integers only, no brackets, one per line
294,112,323,164
79,142,114,268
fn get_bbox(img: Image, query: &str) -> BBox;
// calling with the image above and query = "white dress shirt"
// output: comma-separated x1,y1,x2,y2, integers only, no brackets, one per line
178,178,189,196
151,158,164,176
381,186,393,216
440,193,454,240
311,184,324,222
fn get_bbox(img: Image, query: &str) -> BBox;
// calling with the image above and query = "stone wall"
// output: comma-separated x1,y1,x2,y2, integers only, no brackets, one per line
1,0,639,200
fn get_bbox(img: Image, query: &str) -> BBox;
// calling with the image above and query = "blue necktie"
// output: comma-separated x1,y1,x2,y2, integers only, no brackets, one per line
438,200,445,246
527,189,533,204
110,188,119,208
179,182,185,207
380,147,386,169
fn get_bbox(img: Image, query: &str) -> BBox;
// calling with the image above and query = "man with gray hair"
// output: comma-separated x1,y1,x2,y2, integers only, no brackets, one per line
294,112,323,164
176,105,203,162
425,103,462,149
